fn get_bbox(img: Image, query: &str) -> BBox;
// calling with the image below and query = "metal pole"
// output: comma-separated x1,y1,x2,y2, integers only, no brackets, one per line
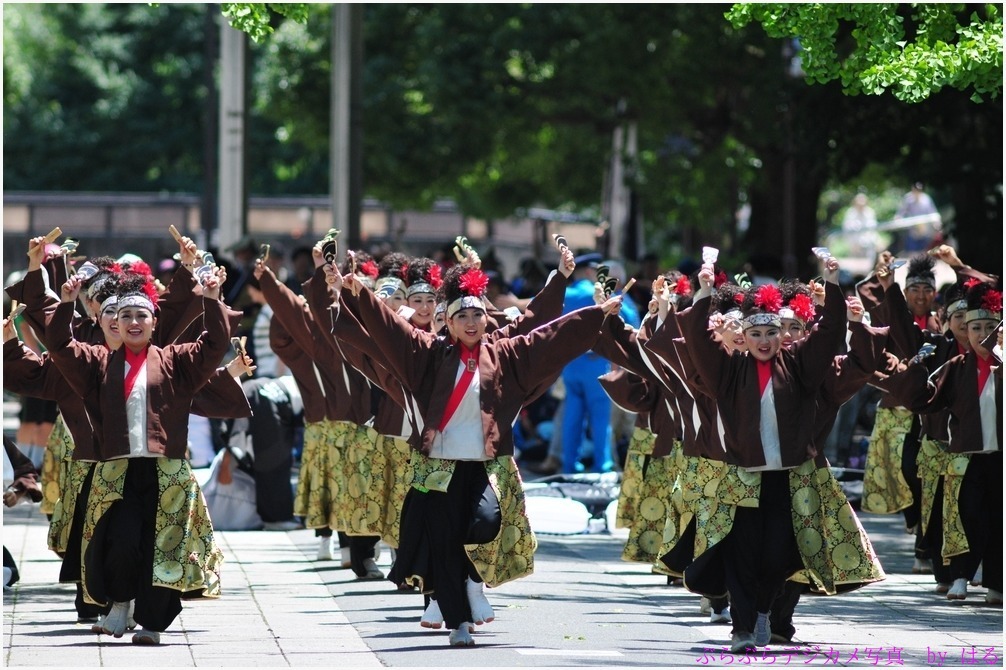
218,20,246,256
331,4,363,253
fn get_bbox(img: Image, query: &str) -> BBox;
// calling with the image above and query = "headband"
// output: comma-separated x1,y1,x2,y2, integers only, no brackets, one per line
777,307,804,325
906,275,936,289
406,282,436,297
945,299,968,317
435,302,447,316
965,309,1001,324
116,294,156,315
99,295,119,314
721,308,743,322
741,312,782,330
374,277,405,299
446,295,486,319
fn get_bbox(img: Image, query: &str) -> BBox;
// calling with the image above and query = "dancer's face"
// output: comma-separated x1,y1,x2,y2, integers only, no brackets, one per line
744,325,782,362
447,308,487,348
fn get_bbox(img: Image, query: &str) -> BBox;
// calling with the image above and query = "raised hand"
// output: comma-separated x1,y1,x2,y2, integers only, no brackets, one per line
846,296,865,322
558,248,575,278
61,275,83,304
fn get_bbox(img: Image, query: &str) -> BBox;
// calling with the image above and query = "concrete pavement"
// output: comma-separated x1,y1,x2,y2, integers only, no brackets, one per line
3,492,1003,668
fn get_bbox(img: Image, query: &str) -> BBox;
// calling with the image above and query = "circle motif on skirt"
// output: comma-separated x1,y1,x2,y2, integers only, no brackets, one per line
500,525,521,553
831,542,862,571
837,504,860,533
348,473,368,498
424,470,452,492
870,466,889,487
797,527,823,557
160,484,188,515
157,524,185,553
154,560,185,584
638,530,663,554
864,492,889,513
639,496,666,521
791,486,821,517
159,459,184,476
100,460,129,482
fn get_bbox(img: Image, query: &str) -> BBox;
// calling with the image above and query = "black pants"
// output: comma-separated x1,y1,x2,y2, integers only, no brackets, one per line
900,420,924,543
3,546,19,587
723,470,803,636
58,464,105,620
951,452,1002,591
85,459,181,633
388,461,501,630
226,378,298,523
348,535,381,576
922,475,953,585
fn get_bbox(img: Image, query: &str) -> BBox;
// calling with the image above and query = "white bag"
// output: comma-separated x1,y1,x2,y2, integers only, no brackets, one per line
201,449,263,531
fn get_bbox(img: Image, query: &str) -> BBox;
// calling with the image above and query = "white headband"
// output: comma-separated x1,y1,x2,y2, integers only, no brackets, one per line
777,307,805,325
965,308,1001,323
116,294,155,314
406,282,436,297
375,277,405,299
99,295,119,314
741,312,782,329
945,299,968,317
446,295,486,319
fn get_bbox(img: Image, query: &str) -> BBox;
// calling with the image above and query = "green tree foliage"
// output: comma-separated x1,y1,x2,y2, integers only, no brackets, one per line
726,4,1003,103
4,4,1002,274
3,3,211,191
220,3,309,43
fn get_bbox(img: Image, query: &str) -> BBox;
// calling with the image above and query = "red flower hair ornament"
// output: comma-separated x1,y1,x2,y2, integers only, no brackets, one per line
427,264,443,289
673,275,692,296
753,284,783,314
458,267,489,297
787,293,816,323
983,289,1002,314
360,260,379,279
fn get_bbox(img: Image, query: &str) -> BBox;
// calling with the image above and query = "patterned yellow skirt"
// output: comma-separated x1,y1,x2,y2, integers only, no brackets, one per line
654,457,752,577
40,412,72,516
409,454,537,589
788,460,886,594
45,413,92,555
622,444,678,564
614,427,656,530
340,423,384,537
939,453,971,561
79,458,222,605
378,435,413,548
294,419,345,531
861,406,914,514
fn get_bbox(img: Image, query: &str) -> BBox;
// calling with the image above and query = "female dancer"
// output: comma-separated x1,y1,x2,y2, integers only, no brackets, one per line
45,265,231,645
329,260,622,646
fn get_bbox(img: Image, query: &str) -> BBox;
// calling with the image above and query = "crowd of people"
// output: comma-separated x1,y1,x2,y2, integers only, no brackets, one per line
2,224,1001,652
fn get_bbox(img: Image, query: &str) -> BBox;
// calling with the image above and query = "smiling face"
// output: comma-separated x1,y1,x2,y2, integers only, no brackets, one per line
447,307,487,348
713,316,747,354
407,292,437,328
99,302,122,349
948,310,970,348
744,325,782,362
117,306,156,353
968,319,997,358
904,282,936,318
779,318,807,351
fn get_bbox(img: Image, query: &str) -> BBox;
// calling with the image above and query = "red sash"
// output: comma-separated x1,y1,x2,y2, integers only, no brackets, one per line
976,353,992,394
124,347,148,399
438,344,479,431
757,359,773,395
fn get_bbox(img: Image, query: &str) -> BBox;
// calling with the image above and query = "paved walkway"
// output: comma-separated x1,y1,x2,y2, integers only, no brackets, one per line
2,501,382,668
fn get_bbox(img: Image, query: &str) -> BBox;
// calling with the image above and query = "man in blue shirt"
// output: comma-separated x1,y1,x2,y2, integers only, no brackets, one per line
556,253,640,474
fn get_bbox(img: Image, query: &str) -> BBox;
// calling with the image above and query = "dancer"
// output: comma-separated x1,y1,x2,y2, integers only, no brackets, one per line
329,260,622,646
44,265,231,645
